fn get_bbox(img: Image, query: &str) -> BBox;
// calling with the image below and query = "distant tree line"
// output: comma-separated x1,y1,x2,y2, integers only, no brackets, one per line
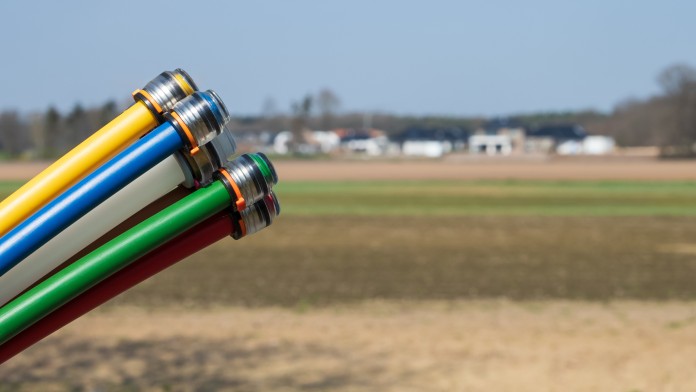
234,63,696,156
0,64,695,159
0,101,120,159
585,64,696,156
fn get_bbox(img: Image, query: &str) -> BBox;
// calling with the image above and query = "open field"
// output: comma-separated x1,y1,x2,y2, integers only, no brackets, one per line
4,301,696,391
276,180,696,216
1,178,696,303
3,157,696,181
2,160,696,390
5,178,696,217
107,215,696,306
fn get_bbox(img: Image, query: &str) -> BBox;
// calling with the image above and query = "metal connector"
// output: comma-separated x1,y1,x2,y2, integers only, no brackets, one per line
166,90,230,156
176,127,238,188
232,191,280,239
216,153,277,212
206,126,237,167
132,69,198,120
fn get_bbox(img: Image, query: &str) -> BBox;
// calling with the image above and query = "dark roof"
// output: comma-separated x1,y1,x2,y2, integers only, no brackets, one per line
528,124,587,140
339,129,373,142
393,127,469,142
341,134,372,142
483,117,524,132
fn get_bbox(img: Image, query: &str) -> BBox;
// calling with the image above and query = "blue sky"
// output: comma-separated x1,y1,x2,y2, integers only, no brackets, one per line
0,0,694,116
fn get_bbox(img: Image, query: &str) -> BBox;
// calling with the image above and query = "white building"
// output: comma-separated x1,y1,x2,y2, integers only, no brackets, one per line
556,136,616,155
556,140,584,155
343,135,390,156
273,130,342,155
308,131,341,153
468,134,513,156
273,131,293,154
402,140,452,158
582,136,615,155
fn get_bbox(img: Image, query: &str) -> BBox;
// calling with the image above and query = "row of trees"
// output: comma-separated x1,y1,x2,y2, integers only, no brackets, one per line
585,64,696,154
0,64,695,158
235,63,696,156
0,101,119,159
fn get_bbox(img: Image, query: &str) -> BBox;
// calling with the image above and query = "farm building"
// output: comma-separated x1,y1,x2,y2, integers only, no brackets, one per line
469,118,526,156
337,129,392,156
393,127,468,158
526,124,615,155
469,134,513,155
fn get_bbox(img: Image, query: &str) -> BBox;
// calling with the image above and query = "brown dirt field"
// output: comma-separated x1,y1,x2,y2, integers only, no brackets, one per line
0,162,54,181
273,159,696,181
107,216,696,306
3,300,696,391
3,158,696,181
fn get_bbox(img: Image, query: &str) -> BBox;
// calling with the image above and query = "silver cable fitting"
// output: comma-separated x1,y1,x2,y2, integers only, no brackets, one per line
167,90,231,156
176,126,238,188
132,68,198,120
233,190,280,239
217,152,277,211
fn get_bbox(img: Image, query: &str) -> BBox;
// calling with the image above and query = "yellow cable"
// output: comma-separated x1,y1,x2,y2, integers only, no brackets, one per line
0,102,157,236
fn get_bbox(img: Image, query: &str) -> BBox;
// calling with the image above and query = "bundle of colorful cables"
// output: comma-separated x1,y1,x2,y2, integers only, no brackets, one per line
0,70,280,364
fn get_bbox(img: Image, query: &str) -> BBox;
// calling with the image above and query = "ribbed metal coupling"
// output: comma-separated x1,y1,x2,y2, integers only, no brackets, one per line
167,90,231,155
233,191,280,239
133,69,198,117
174,146,215,189
176,127,238,188
219,153,278,210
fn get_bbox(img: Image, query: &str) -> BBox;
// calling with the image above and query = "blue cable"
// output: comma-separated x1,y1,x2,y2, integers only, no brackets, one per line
0,124,184,276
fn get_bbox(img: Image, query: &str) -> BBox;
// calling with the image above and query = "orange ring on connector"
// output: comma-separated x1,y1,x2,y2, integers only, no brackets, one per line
238,218,247,237
218,168,247,211
170,111,200,155
132,89,164,114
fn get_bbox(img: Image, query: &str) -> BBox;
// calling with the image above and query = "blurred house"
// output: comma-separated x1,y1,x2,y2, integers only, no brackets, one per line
555,135,616,155
582,135,616,155
273,130,341,155
273,131,293,154
525,124,615,155
233,130,275,153
403,141,450,157
526,124,587,154
469,118,525,156
469,134,513,155
393,127,468,158
464,121,617,156
265,121,616,158
336,128,392,156
307,131,341,153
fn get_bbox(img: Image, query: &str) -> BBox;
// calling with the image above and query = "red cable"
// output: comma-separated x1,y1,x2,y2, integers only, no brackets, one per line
12,187,194,301
0,212,233,365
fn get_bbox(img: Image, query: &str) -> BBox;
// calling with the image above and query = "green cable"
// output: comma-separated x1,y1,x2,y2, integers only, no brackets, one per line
0,181,231,344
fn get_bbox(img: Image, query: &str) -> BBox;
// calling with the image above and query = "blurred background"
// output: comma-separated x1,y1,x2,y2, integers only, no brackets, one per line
2,1,696,391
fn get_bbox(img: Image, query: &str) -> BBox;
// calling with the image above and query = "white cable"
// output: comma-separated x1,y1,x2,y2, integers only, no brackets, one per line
0,155,186,306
